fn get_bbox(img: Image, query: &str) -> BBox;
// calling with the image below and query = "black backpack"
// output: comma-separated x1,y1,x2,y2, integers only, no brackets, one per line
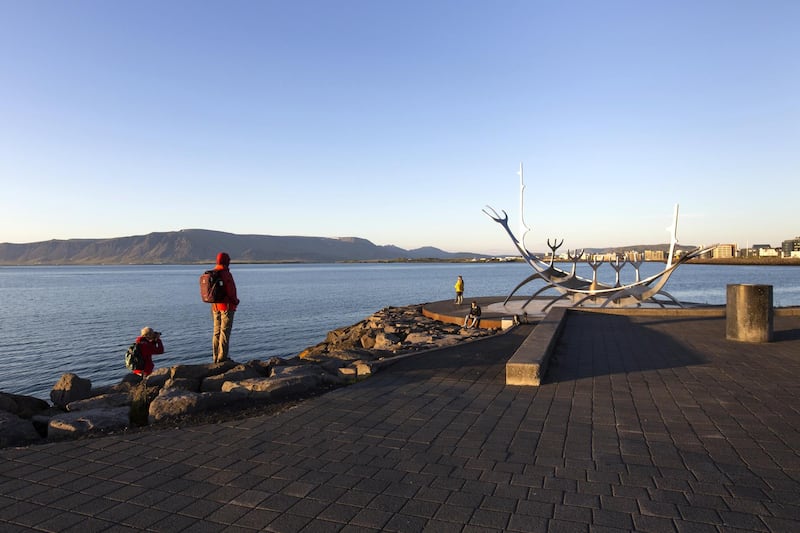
199,269,225,303
124,342,144,372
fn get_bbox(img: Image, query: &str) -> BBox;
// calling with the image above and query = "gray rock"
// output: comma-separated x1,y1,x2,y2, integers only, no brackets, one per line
30,413,54,436
50,373,92,409
169,360,237,381
120,374,142,388
303,347,373,362
337,367,357,383
459,327,489,337
112,367,169,392
404,332,435,345
67,393,131,412
163,377,201,392
148,389,233,423
142,367,171,388
272,363,345,386
201,363,266,392
148,389,201,423
353,361,374,379
359,334,376,349
222,373,321,400
48,407,130,440
270,364,325,378
0,392,50,418
0,411,42,447
373,332,401,350
92,382,132,395
247,358,283,374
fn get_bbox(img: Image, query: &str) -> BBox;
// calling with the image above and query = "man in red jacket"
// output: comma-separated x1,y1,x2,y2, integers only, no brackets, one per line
211,252,239,363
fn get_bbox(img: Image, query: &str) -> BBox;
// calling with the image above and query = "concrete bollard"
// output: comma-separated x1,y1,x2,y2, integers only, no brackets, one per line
726,284,773,343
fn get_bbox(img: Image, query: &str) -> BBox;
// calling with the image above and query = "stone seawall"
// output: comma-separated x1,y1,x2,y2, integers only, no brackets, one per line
1,304,499,448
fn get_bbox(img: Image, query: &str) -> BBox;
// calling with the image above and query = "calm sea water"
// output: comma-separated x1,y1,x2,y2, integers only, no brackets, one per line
2,262,799,401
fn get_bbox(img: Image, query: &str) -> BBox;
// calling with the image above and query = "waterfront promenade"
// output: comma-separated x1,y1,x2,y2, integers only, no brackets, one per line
1,309,799,532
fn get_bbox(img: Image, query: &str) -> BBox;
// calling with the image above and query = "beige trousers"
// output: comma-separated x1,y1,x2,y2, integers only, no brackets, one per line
212,309,235,363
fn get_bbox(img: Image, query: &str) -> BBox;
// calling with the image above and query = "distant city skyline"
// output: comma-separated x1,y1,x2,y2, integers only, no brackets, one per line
1,2,798,254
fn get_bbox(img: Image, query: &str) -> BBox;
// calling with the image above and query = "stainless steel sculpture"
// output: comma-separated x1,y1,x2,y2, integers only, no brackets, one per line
484,164,714,309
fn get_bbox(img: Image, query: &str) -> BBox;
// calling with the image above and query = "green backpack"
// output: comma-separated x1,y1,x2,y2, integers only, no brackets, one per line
124,342,144,372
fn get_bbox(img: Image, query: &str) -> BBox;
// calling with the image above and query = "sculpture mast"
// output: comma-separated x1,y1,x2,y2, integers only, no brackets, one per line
666,204,679,268
518,162,532,252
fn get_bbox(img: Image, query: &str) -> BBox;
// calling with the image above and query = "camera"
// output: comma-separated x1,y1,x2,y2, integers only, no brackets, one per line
154,331,162,337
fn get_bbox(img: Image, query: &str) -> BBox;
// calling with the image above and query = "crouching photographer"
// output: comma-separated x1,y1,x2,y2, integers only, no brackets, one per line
133,326,165,378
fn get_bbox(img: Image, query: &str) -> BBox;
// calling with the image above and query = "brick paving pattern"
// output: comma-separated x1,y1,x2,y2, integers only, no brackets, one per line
1,313,799,532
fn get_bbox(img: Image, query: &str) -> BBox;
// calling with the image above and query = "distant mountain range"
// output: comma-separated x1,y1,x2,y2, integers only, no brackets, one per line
0,229,490,265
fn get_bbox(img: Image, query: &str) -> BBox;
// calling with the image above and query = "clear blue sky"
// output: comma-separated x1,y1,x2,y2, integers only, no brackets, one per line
1,1,797,254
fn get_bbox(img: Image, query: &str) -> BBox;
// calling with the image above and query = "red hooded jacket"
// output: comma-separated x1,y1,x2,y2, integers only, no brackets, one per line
133,336,165,377
211,252,239,312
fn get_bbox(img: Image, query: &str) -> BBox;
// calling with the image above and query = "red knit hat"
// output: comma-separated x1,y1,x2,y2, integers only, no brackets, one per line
216,252,230,266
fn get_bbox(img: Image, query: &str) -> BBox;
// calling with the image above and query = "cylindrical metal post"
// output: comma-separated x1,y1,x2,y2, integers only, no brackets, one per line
726,284,773,343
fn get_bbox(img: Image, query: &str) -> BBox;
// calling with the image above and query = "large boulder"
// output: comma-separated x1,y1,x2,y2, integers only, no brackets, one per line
247,357,284,374
163,377,202,392
404,332,435,345
66,393,131,412
142,367,171,388
221,373,322,400
148,389,233,423
114,367,170,391
50,373,92,409
270,364,325,378
325,322,370,346
93,381,135,395
300,346,375,362
148,389,200,422
359,334,376,349
201,362,267,392
0,392,50,418
0,411,42,447
270,363,346,387
373,332,402,351
170,360,238,381
47,407,130,440
353,360,375,379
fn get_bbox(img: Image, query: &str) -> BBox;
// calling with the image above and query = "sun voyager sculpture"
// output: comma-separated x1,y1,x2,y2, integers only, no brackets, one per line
484,163,715,312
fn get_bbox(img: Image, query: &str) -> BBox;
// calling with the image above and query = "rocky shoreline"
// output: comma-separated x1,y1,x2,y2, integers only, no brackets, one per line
0,305,499,448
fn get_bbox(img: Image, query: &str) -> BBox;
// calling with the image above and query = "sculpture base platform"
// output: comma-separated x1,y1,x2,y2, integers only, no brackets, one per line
422,296,568,329
422,296,707,330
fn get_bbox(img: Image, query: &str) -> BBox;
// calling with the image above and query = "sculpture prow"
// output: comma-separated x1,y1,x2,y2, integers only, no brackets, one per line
484,173,710,309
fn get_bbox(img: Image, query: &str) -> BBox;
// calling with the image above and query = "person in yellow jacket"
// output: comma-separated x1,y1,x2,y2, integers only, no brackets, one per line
454,275,464,305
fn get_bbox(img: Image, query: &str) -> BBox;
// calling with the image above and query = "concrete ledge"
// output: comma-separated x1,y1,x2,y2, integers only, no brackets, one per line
422,308,505,330
506,307,567,386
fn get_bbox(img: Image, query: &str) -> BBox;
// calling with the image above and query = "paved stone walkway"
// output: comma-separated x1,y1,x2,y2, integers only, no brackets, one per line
1,313,799,532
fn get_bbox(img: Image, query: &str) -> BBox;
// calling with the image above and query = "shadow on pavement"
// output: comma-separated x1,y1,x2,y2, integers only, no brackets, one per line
544,313,710,383
774,328,800,342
